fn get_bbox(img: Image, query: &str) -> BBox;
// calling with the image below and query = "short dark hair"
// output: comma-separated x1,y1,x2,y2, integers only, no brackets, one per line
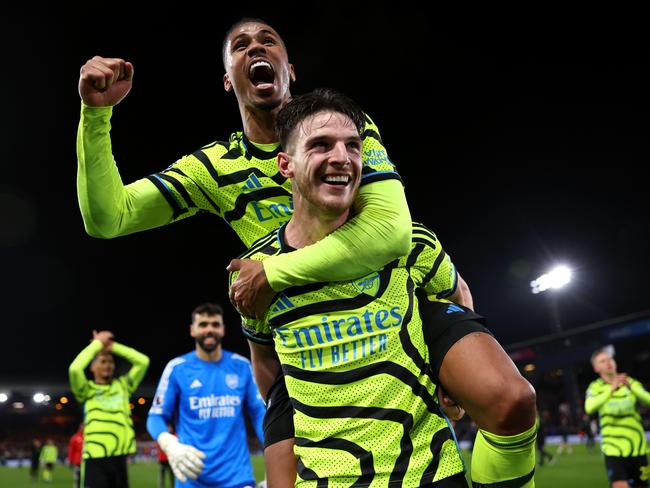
222,17,285,68
191,303,224,322
276,88,366,150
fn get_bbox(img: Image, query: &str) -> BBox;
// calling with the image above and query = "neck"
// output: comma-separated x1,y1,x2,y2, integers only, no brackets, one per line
239,103,283,144
196,345,223,362
93,377,111,385
284,198,350,248
601,372,616,383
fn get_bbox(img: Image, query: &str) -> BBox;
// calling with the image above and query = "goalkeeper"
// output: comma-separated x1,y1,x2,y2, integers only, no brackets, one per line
147,303,266,487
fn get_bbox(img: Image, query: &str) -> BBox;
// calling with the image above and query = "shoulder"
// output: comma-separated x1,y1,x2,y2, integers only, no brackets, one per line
162,354,191,375
196,134,241,160
231,352,252,365
173,132,242,170
223,350,252,367
587,378,605,391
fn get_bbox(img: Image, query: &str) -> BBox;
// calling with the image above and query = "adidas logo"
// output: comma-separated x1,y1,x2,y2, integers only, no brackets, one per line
271,294,295,313
446,304,465,314
190,379,203,389
241,173,263,191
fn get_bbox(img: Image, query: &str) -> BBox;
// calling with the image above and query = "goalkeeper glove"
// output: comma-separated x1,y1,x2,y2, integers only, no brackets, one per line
158,432,206,482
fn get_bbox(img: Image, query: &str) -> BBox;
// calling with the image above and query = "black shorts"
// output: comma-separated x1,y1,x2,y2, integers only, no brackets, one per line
604,455,649,486
263,370,294,449
82,455,129,488
416,289,491,382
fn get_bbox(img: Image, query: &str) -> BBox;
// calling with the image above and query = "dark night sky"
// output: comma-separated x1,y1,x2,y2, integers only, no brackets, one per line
2,6,649,387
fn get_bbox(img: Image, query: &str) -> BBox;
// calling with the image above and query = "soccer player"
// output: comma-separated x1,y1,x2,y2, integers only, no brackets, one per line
69,329,150,488
147,302,266,487
234,89,538,487
76,18,411,321
39,439,58,484
229,88,491,485
586,347,650,487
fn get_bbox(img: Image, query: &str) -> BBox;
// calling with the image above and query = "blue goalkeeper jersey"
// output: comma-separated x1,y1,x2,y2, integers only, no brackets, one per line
147,350,266,488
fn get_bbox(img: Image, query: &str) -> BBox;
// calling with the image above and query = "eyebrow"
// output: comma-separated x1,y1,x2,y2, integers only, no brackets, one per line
231,29,279,44
198,320,222,326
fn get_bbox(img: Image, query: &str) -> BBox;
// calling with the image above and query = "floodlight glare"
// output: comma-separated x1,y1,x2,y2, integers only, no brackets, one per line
0,393,8,403
33,392,46,403
530,265,572,294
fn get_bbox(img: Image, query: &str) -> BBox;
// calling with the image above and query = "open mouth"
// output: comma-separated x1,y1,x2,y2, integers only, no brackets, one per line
321,175,351,186
249,60,275,88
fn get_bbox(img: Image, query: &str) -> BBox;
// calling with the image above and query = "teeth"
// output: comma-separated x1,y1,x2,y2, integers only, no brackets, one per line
250,61,271,72
324,175,349,183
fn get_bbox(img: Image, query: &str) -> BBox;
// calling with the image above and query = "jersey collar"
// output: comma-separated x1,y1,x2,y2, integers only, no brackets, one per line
241,133,281,160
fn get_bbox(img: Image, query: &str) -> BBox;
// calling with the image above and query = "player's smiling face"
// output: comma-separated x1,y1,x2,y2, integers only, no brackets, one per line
190,313,225,353
280,111,362,216
223,22,295,111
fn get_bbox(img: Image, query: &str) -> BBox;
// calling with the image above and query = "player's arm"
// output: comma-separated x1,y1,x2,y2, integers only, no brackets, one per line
263,179,410,289
243,358,268,444
68,340,103,401
111,342,150,392
147,361,205,482
629,378,650,406
248,339,281,401
77,56,178,238
584,385,612,414
447,273,474,310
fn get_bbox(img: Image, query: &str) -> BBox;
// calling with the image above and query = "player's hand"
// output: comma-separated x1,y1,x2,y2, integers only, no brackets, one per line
438,386,465,421
612,373,629,392
158,432,205,483
227,259,275,319
92,329,114,350
617,373,629,387
79,56,134,107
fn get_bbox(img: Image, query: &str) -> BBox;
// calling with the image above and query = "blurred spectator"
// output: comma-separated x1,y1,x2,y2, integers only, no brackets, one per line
29,438,41,481
68,424,84,488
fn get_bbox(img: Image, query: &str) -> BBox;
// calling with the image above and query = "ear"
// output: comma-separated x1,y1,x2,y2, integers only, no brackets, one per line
289,63,296,83
224,73,232,92
277,152,293,178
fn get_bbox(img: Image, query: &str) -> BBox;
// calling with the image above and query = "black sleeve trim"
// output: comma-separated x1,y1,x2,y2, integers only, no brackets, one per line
145,175,187,219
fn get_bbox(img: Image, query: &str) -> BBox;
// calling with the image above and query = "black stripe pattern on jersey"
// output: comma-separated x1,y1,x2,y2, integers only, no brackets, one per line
156,173,197,209
296,458,327,488
146,175,186,219
268,265,394,329
282,361,441,414
397,278,436,384
291,398,413,487
224,187,292,224
419,428,454,486
242,133,281,160
295,437,374,487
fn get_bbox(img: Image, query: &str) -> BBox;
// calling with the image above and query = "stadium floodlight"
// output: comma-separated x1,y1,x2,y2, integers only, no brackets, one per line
33,392,46,403
0,392,8,402
530,265,572,294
